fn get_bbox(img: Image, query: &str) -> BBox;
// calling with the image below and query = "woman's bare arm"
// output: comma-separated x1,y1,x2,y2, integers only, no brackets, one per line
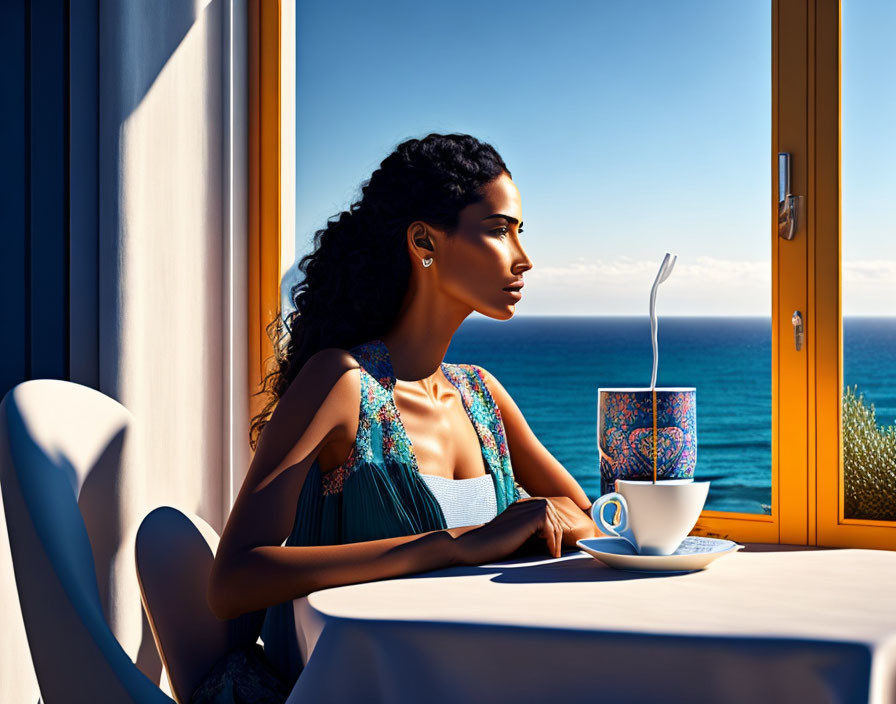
475,366,600,542
476,365,591,508
207,350,567,619
220,499,565,616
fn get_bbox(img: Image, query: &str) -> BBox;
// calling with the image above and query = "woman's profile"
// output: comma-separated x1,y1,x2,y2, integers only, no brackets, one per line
196,133,598,703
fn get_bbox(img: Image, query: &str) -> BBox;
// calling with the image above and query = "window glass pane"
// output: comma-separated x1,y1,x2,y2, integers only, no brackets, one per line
842,0,896,521
292,0,771,513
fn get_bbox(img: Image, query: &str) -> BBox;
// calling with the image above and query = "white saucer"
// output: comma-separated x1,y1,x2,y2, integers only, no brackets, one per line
576,536,743,574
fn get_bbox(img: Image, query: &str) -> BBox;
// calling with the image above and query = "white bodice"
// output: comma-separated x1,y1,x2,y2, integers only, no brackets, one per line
419,473,499,529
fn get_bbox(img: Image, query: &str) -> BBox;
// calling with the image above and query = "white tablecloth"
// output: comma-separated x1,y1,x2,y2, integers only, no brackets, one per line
287,544,896,704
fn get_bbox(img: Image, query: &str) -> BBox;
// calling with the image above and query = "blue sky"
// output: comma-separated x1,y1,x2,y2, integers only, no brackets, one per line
292,0,894,316
842,0,896,315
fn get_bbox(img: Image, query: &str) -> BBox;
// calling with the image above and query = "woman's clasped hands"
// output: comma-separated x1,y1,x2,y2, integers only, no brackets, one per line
450,495,598,564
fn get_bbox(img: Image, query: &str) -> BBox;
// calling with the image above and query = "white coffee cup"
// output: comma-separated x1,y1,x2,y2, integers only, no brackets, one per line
590,478,710,556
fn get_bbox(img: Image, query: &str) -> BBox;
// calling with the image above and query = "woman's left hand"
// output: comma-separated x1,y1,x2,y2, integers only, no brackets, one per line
515,495,598,546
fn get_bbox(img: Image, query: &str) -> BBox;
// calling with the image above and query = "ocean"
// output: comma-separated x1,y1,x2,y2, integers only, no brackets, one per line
443,316,896,514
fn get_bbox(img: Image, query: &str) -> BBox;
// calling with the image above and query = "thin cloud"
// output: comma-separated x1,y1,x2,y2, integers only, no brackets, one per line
528,257,896,286
519,257,896,315
843,260,896,283
527,256,770,287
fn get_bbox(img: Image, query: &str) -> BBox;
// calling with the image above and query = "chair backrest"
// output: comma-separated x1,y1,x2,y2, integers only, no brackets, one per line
135,507,262,703
0,379,173,703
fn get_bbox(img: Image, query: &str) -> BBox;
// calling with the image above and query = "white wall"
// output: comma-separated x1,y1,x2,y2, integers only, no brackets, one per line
97,0,247,679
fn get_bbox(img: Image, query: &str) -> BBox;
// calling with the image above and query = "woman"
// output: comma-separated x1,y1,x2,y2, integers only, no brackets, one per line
196,133,597,703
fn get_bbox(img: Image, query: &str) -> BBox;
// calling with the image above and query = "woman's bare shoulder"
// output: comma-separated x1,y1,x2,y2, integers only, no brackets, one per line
251,347,362,476
281,346,360,400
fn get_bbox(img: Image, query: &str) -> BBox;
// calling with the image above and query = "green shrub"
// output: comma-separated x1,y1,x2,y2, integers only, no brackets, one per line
843,385,896,521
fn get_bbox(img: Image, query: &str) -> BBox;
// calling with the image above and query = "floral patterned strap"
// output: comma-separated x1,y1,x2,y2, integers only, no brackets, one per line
319,341,389,496
442,364,514,487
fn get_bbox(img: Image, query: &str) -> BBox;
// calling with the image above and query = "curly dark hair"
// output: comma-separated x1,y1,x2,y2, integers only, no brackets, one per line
249,132,512,449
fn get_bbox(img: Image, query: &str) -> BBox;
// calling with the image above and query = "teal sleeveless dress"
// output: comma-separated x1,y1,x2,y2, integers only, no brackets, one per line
260,339,521,686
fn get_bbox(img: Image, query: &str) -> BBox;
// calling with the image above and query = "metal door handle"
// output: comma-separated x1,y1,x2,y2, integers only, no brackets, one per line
778,153,801,240
792,310,804,351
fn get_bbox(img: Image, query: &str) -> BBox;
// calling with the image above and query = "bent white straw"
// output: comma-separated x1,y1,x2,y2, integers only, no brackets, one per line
649,252,677,390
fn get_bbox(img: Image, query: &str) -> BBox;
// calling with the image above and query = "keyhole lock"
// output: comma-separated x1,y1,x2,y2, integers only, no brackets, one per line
792,310,804,351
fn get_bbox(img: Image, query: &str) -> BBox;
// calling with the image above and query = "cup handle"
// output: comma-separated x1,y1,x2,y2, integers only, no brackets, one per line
591,492,630,538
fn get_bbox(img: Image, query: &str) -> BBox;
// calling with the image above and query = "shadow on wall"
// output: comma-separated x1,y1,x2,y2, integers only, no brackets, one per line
98,0,226,682
73,1,223,697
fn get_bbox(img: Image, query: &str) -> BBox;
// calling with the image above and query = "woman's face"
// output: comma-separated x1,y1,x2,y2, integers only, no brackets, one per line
432,172,533,320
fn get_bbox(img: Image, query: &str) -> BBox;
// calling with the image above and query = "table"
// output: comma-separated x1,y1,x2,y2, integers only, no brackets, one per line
287,544,896,704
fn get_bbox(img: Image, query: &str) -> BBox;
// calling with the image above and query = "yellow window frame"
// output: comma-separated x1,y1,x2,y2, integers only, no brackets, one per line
248,0,282,442
814,1,896,548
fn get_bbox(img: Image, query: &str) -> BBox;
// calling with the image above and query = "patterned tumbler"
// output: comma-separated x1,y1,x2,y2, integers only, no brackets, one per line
597,387,697,495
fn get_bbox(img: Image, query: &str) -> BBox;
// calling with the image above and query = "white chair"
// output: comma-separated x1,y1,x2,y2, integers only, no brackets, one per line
0,379,173,703
135,506,263,703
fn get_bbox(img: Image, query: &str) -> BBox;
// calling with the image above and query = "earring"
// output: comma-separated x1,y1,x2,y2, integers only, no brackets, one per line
422,257,433,268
